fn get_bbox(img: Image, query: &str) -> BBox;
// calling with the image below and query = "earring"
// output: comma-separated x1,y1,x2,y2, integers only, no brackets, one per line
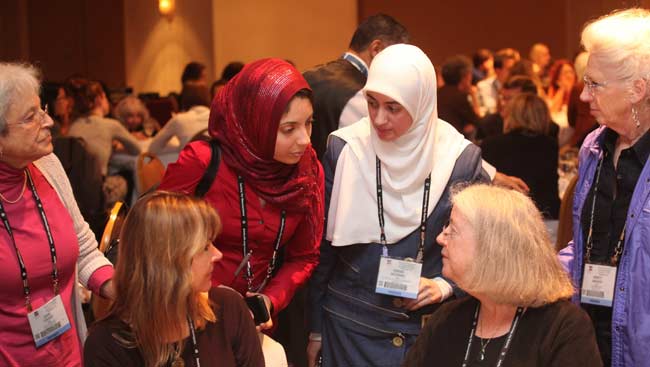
632,106,641,129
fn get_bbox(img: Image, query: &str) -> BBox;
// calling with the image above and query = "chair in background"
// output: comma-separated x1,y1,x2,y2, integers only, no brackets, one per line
135,152,166,196
92,201,128,320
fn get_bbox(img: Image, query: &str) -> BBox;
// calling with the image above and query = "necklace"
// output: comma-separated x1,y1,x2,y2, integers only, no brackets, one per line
0,170,27,204
477,310,493,361
478,336,491,361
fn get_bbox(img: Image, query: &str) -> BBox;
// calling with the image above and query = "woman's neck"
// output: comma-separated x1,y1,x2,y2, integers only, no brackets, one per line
89,107,105,117
475,296,519,338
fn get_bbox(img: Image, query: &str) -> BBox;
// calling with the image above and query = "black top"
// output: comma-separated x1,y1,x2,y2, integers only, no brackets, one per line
84,287,265,367
403,297,602,367
303,59,366,160
437,85,478,133
580,128,650,263
481,129,560,219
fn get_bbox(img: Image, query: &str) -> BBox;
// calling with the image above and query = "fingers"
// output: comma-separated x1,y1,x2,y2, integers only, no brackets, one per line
402,278,442,311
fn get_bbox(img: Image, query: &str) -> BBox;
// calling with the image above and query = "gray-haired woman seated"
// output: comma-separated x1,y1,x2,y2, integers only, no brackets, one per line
403,184,601,367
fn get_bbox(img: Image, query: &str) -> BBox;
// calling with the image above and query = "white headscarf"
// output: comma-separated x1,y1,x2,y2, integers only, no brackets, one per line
327,44,471,247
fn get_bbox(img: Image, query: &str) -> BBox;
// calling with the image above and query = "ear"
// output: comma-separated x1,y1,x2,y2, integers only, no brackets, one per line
368,39,385,59
630,78,648,104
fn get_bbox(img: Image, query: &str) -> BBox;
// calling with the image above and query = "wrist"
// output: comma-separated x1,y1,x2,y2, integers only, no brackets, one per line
432,277,453,301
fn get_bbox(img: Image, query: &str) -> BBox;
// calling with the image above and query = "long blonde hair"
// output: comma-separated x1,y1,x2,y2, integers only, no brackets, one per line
451,184,574,307
109,191,221,367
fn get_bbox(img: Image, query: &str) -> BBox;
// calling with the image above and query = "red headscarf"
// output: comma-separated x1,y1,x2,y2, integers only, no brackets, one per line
209,58,323,238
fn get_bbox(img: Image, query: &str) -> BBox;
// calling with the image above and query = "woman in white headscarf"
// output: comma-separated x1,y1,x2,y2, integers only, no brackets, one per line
306,44,490,367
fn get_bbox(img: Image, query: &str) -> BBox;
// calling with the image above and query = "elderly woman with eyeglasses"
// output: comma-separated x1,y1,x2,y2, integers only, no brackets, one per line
558,8,650,367
404,184,601,367
0,63,114,366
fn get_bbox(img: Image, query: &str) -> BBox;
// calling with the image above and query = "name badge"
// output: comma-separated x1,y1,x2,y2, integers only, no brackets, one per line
27,295,72,348
375,256,422,299
581,263,617,307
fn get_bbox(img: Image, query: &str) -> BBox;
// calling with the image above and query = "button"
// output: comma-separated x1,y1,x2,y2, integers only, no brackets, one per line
259,220,264,224
392,336,404,347
619,287,625,292
392,298,404,308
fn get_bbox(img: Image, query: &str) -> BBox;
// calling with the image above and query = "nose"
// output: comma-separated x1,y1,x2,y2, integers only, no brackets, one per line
579,85,592,103
210,245,223,263
42,113,55,129
373,108,390,128
436,231,447,248
296,125,310,147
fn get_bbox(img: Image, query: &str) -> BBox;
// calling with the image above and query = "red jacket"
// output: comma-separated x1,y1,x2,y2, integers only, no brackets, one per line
159,141,323,313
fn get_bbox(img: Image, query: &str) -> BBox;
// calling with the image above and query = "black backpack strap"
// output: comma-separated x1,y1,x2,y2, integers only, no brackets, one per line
194,139,221,198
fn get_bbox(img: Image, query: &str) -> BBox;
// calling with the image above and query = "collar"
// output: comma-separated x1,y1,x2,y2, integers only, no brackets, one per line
342,52,368,77
602,127,650,164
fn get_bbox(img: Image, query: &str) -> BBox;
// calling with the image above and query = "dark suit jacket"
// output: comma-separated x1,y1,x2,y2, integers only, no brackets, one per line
303,59,366,159
481,129,560,219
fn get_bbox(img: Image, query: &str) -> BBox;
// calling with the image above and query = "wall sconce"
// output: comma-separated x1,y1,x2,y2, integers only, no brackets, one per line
159,0,175,18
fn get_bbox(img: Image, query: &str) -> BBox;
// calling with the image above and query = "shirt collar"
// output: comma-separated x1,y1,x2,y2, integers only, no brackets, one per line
602,127,650,164
342,52,368,77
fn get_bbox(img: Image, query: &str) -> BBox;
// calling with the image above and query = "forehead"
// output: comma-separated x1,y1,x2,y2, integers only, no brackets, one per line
366,90,400,104
585,55,614,79
5,92,39,122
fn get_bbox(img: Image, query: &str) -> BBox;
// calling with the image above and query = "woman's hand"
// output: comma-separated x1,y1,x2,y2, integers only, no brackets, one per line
493,172,530,193
245,291,274,331
307,339,322,367
403,278,442,311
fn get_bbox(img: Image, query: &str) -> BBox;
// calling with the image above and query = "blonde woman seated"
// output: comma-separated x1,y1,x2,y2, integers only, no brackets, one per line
84,192,264,367
404,184,601,367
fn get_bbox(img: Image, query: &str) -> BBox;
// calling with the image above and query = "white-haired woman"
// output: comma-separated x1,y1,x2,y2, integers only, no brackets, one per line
404,184,601,367
307,44,490,367
113,95,160,140
559,8,650,366
0,63,114,365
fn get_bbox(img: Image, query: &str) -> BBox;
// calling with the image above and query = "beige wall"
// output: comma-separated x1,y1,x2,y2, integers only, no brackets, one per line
212,0,358,75
123,0,356,95
124,1,215,95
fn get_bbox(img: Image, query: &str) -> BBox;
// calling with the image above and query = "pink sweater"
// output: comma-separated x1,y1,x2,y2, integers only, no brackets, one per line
0,156,112,366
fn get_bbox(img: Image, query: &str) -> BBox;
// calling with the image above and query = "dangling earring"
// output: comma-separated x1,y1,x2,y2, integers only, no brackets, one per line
632,106,641,129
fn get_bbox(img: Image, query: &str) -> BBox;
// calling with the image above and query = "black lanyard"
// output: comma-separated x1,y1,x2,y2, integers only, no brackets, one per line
375,157,430,261
0,169,59,311
462,304,524,367
235,176,286,292
584,153,626,266
186,316,201,367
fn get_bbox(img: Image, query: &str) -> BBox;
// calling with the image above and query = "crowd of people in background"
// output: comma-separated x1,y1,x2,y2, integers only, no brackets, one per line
1,6,650,367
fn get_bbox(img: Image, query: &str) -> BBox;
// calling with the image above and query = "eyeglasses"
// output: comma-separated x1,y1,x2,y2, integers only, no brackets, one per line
583,75,609,95
441,220,459,239
8,104,49,127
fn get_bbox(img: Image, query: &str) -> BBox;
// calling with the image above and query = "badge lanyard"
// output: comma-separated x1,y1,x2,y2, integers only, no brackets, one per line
234,176,286,293
461,304,524,367
186,316,201,367
0,169,60,311
375,157,430,261
584,153,626,266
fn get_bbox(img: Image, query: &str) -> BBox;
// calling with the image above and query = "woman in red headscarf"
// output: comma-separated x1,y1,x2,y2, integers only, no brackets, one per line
158,58,324,331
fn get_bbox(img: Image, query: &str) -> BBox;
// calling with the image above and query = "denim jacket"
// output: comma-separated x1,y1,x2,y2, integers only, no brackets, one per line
560,126,650,367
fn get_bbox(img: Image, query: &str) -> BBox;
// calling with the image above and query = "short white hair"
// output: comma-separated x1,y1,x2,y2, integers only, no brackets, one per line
582,8,650,81
0,63,41,133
